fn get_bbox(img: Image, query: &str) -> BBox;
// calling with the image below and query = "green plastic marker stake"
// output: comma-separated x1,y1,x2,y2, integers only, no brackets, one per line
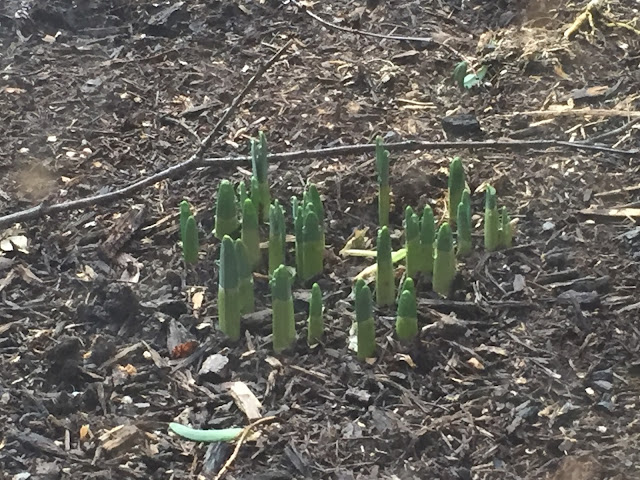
169,423,243,443
307,282,324,346
419,205,435,274
215,180,239,240
219,235,241,340
396,288,418,341
448,157,465,226
375,137,390,227
235,239,255,315
356,283,376,360
376,226,395,307
432,223,456,298
484,185,499,251
271,265,295,353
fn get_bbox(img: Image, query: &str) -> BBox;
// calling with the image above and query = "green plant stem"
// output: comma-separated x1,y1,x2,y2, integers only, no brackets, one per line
268,202,285,275
396,289,418,341
182,215,199,265
419,206,435,274
448,157,465,226
215,180,239,239
432,223,456,297
307,282,324,345
404,209,420,278
456,195,472,257
219,235,240,340
355,283,375,359
484,186,499,251
376,137,390,227
271,265,295,353
376,226,395,307
235,239,255,314
241,198,260,269
302,209,323,281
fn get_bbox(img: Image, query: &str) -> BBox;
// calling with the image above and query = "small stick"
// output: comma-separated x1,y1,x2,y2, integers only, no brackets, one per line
214,416,276,480
1,137,636,229
0,40,293,229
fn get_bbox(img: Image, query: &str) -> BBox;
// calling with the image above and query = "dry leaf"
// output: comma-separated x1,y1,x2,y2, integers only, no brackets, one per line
394,353,416,368
467,357,485,370
79,424,91,440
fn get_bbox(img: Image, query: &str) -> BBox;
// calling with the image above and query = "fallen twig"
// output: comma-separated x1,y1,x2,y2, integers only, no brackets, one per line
0,40,293,230
293,0,433,44
1,137,636,229
588,117,640,143
213,416,277,480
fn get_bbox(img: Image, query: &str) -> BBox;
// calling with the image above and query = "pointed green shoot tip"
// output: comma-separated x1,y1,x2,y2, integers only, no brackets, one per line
396,289,418,341
355,283,373,324
215,180,239,239
448,157,465,222
485,185,497,210
180,200,192,240
220,235,238,289
272,264,292,302
307,282,324,345
436,223,453,252
401,277,415,295
375,136,390,186
183,215,199,265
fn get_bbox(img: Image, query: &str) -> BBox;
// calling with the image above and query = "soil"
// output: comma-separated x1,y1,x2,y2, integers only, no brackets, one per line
1,0,639,479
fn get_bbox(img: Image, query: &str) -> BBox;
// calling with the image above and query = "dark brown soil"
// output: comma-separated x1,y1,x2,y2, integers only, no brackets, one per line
1,0,639,479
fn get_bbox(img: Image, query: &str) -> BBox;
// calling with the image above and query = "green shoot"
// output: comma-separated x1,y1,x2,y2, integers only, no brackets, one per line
179,200,192,242
182,215,199,265
376,226,395,307
456,191,472,257
400,276,415,297
396,287,417,341
305,184,325,246
241,198,260,269
404,207,420,278
215,180,239,240
235,239,255,315
237,181,248,208
355,282,375,359
292,199,304,279
218,235,240,340
375,137,390,227
250,132,271,221
302,209,323,281
268,201,286,275
484,185,499,251
271,264,295,353
432,223,456,297
499,206,513,248
418,206,435,274
307,282,324,346
448,157,465,226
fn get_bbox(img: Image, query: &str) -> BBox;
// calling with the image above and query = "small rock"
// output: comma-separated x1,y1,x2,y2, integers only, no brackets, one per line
198,354,230,382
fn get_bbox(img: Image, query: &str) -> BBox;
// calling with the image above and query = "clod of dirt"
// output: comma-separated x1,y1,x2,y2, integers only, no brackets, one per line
45,335,82,386
199,354,230,382
88,335,117,366
78,283,140,325
441,113,483,137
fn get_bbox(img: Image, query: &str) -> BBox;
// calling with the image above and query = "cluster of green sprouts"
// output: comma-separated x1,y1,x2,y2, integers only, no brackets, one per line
178,135,514,359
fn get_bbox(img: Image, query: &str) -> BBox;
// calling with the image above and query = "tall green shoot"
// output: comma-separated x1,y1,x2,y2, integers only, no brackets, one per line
271,265,295,353
268,201,286,275
219,236,240,340
376,226,394,307
215,180,239,240
404,207,420,278
376,137,390,227
355,281,376,359
418,206,435,274
182,215,199,265
235,239,255,314
432,223,456,297
484,185,499,251
251,132,271,222
457,190,472,257
241,198,260,269
448,157,465,226
307,283,324,346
